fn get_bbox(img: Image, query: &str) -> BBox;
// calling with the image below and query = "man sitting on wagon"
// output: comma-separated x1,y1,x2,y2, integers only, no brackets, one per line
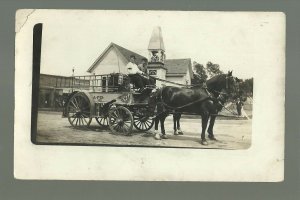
126,55,150,93
138,58,148,74
138,58,156,86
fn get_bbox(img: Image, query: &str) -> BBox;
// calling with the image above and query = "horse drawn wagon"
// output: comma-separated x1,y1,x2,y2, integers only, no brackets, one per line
62,73,156,135
61,71,240,144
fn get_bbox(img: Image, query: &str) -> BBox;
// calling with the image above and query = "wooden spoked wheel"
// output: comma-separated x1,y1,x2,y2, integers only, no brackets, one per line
95,116,109,127
66,93,92,127
133,115,154,131
108,106,133,135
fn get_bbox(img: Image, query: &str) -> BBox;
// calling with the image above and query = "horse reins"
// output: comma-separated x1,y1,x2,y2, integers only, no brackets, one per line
149,75,206,88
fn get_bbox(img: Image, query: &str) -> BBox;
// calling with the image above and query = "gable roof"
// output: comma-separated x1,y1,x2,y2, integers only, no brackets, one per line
112,43,146,64
87,42,146,73
165,58,193,78
87,43,193,79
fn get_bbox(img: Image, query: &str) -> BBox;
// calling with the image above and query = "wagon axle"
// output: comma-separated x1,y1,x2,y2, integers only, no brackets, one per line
115,118,124,126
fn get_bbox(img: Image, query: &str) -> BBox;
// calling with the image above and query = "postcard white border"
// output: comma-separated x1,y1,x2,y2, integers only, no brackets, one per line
14,10,285,181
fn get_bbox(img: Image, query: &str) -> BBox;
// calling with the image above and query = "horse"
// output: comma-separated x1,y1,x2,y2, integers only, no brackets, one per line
171,74,207,135
173,112,183,135
150,71,238,145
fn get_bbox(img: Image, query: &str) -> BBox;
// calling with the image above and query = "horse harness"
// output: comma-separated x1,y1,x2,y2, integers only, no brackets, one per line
158,87,213,110
154,74,235,114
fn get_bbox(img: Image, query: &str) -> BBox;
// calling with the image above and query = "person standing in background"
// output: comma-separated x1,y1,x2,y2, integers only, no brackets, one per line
236,98,244,116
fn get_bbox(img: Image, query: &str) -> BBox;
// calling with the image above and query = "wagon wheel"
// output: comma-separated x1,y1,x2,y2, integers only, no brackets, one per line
66,93,92,127
133,115,154,131
95,116,109,127
108,106,133,135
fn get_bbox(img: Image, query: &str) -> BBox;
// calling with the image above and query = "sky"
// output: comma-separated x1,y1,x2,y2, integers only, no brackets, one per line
22,10,284,79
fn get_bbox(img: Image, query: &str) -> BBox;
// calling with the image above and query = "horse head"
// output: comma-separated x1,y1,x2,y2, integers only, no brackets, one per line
227,71,239,93
224,71,240,100
206,71,239,103
149,87,161,108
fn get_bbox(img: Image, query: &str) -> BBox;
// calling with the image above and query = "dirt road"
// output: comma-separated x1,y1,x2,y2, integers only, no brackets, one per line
36,111,251,149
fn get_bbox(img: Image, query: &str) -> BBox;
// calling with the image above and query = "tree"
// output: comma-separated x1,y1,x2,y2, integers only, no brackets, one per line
238,78,253,97
193,62,208,82
206,61,223,77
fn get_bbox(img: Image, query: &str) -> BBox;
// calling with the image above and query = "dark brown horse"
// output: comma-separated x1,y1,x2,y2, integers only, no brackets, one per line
171,74,207,136
150,71,238,145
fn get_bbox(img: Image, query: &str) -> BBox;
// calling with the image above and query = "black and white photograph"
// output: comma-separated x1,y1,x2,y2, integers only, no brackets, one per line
14,10,284,181
33,10,253,149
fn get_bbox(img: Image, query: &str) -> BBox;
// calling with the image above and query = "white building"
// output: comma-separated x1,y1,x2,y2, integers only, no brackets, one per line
87,27,193,86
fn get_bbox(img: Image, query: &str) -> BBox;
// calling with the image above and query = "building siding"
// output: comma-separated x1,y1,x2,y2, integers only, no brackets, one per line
92,47,127,75
88,45,192,86
166,76,185,86
151,68,167,87
185,70,191,85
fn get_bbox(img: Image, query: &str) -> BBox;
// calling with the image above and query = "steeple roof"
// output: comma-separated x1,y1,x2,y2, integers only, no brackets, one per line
148,26,165,51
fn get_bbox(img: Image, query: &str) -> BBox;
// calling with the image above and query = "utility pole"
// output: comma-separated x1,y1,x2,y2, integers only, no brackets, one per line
72,67,75,92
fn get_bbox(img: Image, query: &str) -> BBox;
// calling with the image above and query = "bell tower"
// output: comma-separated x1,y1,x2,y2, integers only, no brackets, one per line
147,26,167,87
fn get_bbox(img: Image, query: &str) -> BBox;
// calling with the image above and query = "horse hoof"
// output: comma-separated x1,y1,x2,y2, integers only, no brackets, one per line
201,140,208,145
178,131,184,135
208,135,217,140
161,135,168,139
174,131,179,135
154,133,161,140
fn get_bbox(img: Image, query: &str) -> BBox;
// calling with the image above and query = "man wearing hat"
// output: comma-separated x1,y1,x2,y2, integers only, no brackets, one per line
138,58,156,86
126,55,149,92
236,98,244,116
138,58,148,74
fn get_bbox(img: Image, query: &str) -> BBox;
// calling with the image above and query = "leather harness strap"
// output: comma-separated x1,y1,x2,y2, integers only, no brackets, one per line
156,75,233,111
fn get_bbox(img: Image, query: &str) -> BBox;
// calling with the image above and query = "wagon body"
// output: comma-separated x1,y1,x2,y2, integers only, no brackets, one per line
61,73,155,134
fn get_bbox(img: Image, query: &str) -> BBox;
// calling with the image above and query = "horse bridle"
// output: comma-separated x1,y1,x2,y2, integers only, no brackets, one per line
209,74,238,108
208,74,232,97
